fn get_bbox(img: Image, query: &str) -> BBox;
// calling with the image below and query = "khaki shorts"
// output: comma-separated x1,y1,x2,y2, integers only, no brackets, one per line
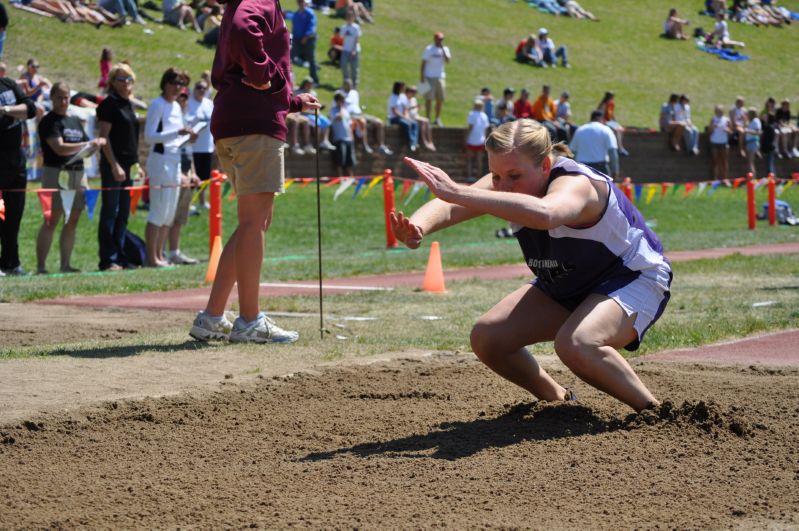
42,166,87,212
424,77,446,101
172,186,194,226
215,134,286,195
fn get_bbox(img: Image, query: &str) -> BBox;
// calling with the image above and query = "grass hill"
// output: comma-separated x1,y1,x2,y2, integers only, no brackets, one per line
4,0,799,129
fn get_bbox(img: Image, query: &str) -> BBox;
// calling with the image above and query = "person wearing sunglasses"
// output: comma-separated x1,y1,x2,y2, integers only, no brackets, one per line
96,63,141,271
18,58,52,104
185,80,214,208
143,67,197,268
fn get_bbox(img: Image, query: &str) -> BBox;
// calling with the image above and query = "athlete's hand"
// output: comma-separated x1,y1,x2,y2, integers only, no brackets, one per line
404,157,461,203
390,210,424,249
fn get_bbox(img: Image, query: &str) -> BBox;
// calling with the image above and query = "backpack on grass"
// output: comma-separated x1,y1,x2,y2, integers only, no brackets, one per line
123,230,147,266
757,200,799,225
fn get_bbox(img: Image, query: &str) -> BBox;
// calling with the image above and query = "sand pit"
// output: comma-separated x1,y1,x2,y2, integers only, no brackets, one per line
1,353,797,528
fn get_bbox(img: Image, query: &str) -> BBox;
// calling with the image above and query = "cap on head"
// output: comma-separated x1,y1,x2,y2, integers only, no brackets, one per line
504,87,515,95
538,27,548,35
434,31,444,40
561,91,570,98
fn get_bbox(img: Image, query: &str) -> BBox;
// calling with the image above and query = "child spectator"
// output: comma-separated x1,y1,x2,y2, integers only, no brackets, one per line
342,78,392,155
465,98,489,181
710,12,745,48
513,88,534,120
729,96,747,158
98,47,112,90
675,94,699,155
775,99,798,158
496,87,516,124
708,104,732,181
744,107,762,178
295,76,335,151
598,91,629,156
538,28,570,68
663,8,689,39
406,85,435,151
330,91,356,177
479,87,498,126
386,80,418,151
340,9,361,88
328,26,344,66
515,35,543,67
659,94,684,152
556,91,577,140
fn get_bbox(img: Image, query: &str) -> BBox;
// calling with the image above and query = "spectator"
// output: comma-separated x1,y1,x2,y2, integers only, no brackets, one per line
479,87,498,127
406,85,435,151
515,35,543,67
559,0,597,20
513,88,534,120
708,104,732,181
569,109,619,178
0,70,38,276
531,0,567,15
710,12,745,48
334,0,372,23
760,97,778,175
163,0,200,32
659,93,684,152
465,98,489,182
744,107,761,178
729,96,747,157
386,80,418,152
0,62,6,78
35,83,103,274
295,76,335,150
531,84,567,142
556,90,577,140
327,26,344,66
167,88,200,266
18,58,52,105
775,99,798,158
339,8,361,88
420,31,451,126
191,0,320,344
97,63,140,272
538,28,569,68
496,87,516,124
341,78,392,155
330,91,356,178
0,2,7,60
287,112,314,155
291,0,319,86
98,47,112,90
663,8,689,39
98,0,146,24
598,91,629,156
201,4,223,47
674,94,699,155
143,68,196,268
186,78,215,208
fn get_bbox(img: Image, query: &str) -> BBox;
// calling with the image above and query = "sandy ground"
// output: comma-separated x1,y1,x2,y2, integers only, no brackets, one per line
1,303,798,528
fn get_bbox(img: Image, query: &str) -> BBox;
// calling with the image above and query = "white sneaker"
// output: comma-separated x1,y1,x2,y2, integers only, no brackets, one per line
319,140,335,151
378,144,393,156
363,144,374,154
302,144,316,155
229,313,299,344
169,250,199,265
189,311,233,341
291,144,305,156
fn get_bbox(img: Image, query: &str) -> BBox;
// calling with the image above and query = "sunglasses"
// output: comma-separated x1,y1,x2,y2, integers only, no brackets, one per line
195,85,208,91
169,80,186,87
31,64,40,69
114,76,134,83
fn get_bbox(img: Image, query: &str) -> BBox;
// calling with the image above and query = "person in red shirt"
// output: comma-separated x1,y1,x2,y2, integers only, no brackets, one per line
513,88,534,119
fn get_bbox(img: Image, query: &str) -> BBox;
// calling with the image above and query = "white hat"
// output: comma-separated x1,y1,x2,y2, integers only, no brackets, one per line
538,27,548,35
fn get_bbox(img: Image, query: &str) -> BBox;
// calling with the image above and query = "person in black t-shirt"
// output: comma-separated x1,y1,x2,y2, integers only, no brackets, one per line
35,82,106,274
96,63,140,271
0,76,37,276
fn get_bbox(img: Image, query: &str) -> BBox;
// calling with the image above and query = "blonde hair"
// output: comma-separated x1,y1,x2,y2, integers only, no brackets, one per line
485,118,572,165
107,62,136,91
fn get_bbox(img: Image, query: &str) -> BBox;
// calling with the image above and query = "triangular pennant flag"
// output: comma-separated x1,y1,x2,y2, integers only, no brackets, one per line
37,190,53,225
776,183,785,197
191,180,211,204
333,177,355,200
732,177,745,190
60,190,76,222
399,179,413,201
779,180,793,196
683,183,695,197
284,178,295,191
645,184,657,205
299,178,313,188
325,177,341,187
634,184,643,203
129,187,142,216
222,180,231,198
351,177,367,198
672,183,681,196
404,181,424,205
84,189,99,222
697,182,708,196
707,181,721,196
661,183,669,199
362,175,384,198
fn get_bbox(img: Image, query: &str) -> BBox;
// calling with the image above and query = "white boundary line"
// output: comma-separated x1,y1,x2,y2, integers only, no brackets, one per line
260,282,392,292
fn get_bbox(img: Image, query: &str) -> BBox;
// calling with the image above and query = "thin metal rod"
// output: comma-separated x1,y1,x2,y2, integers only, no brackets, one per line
314,109,324,340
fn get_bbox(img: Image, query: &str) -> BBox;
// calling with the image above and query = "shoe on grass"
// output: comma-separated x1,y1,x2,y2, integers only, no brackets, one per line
169,250,199,265
189,311,233,341
229,313,299,344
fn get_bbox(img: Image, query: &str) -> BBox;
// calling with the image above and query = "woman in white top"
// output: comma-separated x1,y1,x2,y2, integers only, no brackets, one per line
386,81,419,151
708,105,732,181
144,68,197,267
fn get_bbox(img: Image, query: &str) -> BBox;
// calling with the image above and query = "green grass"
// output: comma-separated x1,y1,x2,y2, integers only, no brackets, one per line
1,181,797,302
4,0,799,128
1,253,796,359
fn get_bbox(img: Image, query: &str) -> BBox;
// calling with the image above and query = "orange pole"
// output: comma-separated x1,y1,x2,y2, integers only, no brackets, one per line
383,169,398,248
209,175,223,253
746,173,756,230
767,173,776,226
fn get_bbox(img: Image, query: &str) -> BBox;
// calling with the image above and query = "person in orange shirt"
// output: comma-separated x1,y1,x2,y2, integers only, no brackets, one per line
327,26,344,66
531,84,567,142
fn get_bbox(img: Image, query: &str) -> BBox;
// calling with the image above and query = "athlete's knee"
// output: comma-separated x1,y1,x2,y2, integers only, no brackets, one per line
553,330,597,376
470,318,512,363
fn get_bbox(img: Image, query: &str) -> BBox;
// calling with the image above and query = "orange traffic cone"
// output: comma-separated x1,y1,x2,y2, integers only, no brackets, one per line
422,241,446,293
205,235,222,284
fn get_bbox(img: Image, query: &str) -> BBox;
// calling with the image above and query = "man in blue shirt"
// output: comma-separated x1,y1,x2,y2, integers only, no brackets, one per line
291,0,318,85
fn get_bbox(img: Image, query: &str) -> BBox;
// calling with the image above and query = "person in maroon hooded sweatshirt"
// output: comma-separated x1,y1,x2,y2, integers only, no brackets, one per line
189,0,320,344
